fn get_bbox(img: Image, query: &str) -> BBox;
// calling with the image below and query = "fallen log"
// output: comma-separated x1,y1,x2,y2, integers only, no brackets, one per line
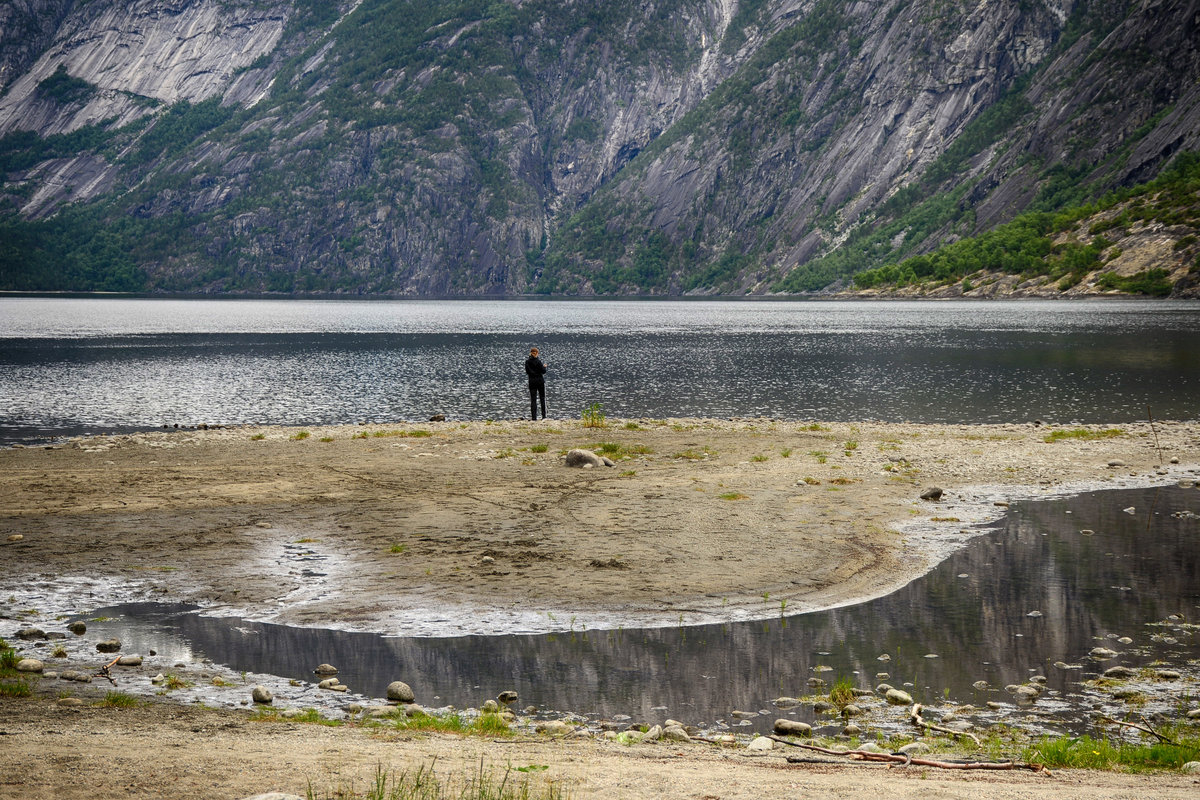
766,736,1051,775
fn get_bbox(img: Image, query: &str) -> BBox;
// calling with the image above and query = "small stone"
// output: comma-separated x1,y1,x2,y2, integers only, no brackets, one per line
1108,459,1126,467
986,701,1004,710
898,742,931,755
807,677,827,688
6,534,22,542
1187,709,1200,720
1026,610,1044,617
386,681,415,703
885,688,913,706
811,701,834,713
1090,647,1119,659
643,724,662,742
1182,762,1200,775
1031,675,1047,684
1122,506,1136,515
96,638,121,653
972,680,989,690
116,655,142,667
1054,661,1082,670
15,628,46,640
876,683,894,695
1013,686,1039,705
841,704,863,718
1103,666,1136,679
773,696,801,708
151,673,165,684
746,736,774,752
281,708,309,719
251,685,273,704
774,719,812,736
481,699,499,713
67,621,86,635
317,678,342,690
842,723,862,736
876,653,891,662
428,414,446,422
920,487,943,501
366,706,401,718
1117,636,1133,644
1157,670,1182,680
15,658,44,673
314,663,338,675
57,697,84,707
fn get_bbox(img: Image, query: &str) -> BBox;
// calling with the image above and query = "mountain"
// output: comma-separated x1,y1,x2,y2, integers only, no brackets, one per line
0,0,1197,296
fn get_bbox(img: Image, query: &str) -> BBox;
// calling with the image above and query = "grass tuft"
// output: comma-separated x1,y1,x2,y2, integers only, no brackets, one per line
100,691,139,708
1044,427,1125,443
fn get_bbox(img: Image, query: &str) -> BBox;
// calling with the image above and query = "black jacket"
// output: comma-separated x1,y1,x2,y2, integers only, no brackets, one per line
524,355,547,385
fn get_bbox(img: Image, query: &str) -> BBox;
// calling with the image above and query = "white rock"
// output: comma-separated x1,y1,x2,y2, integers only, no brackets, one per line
746,736,774,752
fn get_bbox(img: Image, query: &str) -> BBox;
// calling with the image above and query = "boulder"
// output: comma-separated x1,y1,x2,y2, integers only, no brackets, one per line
116,655,142,667
534,720,574,736
251,685,273,704
1183,762,1200,775
1103,666,1137,679
565,449,607,468
774,719,812,736
497,690,518,704
15,658,44,673
15,628,46,640
96,638,122,653
885,688,913,706
313,663,338,675
920,487,944,501
662,725,690,742
746,736,774,752
642,724,662,742
481,699,500,713
67,621,87,635
386,681,415,703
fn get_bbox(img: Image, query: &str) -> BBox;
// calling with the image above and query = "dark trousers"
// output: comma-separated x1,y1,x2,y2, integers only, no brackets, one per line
529,381,546,420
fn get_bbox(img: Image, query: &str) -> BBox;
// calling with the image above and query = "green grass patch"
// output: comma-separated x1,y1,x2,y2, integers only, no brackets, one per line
1024,731,1200,771
100,691,139,708
389,543,407,554
530,443,549,453
587,442,653,460
322,761,567,800
1044,427,1125,443
0,679,33,698
160,673,192,691
393,710,513,737
829,677,856,710
718,492,749,501
750,454,769,462
581,402,607,428
250,433,265,441
290,430,310,441
623,421,643,430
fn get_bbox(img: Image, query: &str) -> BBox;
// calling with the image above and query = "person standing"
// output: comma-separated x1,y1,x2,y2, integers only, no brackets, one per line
525,347,548,420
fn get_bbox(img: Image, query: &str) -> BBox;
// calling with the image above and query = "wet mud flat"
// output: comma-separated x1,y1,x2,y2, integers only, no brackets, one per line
5,485,1198,745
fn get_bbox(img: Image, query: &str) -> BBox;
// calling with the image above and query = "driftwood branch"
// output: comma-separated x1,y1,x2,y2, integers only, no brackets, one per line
1098,714,1199,751
765,736,1050,774
910,703,982,746
92,655,119,686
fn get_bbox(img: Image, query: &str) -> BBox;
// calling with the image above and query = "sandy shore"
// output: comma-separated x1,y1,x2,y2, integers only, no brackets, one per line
1,418,1197,635
3,418,1200,799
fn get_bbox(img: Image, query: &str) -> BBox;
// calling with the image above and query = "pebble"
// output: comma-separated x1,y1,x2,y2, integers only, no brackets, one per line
1122,506,1136,515
986,701,1005,710
1117,637,1133,644
534,720,574,736
1103,666,1137,679
920,487,944,501
1079,529,1094,536
6,534,23,542
972,680,989,690
56,697,83,707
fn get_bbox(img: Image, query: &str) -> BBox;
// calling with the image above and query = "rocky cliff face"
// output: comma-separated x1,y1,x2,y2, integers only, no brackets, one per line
0,0,1197,296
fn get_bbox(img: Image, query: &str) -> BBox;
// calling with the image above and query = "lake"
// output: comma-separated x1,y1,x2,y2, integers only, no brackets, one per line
1,296,1198,444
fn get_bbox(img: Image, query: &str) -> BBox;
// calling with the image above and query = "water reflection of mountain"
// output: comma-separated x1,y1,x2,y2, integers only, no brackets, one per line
111,486,1199,728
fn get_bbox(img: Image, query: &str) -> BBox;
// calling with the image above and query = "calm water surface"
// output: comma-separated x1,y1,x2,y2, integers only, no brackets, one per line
2,297,1198,443
85,486,1200,732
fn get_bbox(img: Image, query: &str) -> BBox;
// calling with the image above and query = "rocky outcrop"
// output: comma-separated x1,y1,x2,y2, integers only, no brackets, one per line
0,0,1197,296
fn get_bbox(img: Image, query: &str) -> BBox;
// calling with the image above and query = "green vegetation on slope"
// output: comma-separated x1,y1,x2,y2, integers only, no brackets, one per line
849,152,1200,295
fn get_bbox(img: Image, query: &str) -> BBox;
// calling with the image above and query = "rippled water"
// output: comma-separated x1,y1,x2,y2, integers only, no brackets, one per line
83,485,1200,733
1,296,1198,443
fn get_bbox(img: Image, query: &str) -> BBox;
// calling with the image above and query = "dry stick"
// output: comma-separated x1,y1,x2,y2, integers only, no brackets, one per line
764,736,1050,775
1147,404,1163,465
910,703,982,747
1098,714,1199,751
